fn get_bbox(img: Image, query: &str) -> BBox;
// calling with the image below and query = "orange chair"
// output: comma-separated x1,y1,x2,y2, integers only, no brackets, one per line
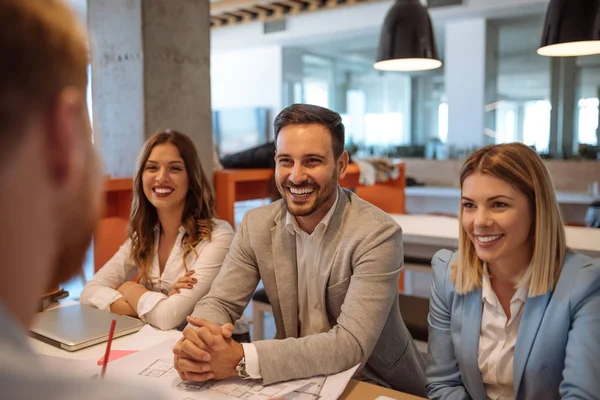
94,217,129,273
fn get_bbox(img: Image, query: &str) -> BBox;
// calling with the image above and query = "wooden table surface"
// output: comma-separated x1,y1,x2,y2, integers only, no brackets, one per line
340,379,426,400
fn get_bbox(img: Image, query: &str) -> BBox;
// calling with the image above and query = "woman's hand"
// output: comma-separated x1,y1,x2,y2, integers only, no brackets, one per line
168,270,197,296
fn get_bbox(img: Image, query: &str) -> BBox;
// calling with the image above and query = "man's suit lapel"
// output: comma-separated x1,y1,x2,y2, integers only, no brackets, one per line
318,188,347,297
271,218,299,338
461,288,486,400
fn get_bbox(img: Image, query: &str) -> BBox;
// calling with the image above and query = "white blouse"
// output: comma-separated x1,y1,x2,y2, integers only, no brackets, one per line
478,267,528,400
80,219,234,330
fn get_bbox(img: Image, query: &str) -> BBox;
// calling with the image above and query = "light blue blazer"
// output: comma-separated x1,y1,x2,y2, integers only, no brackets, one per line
426,249,600,400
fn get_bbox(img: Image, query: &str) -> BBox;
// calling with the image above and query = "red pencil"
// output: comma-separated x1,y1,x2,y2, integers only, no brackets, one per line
100,319,117,379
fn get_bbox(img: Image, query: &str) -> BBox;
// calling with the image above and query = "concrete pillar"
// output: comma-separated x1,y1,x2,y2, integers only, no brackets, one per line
516,104,526,143
484,22,499,146
88,0,213,178
282,48,304,108
445,18,497,154
549,57,577,158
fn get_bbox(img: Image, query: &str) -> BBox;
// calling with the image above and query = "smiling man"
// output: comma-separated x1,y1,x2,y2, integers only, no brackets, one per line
173,104,426,396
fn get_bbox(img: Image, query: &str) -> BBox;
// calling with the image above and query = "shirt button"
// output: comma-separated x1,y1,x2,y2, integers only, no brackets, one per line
313,303,320,309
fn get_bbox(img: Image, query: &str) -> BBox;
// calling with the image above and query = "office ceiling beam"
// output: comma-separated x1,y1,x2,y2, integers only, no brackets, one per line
209,0,387,29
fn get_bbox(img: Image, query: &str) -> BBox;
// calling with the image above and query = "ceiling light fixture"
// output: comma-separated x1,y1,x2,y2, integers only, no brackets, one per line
537,0,600,57
374,0,442,71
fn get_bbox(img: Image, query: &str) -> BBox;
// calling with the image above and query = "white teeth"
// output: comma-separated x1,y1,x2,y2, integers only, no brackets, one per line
477,234,502,243
155,188,173,194
289,187,315,195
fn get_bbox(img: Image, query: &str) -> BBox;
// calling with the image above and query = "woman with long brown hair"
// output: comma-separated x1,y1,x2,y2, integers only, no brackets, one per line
426,143,600,399
81,130,234,330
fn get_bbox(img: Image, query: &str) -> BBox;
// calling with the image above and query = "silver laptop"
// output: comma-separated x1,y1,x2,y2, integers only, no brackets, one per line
30,303,145,351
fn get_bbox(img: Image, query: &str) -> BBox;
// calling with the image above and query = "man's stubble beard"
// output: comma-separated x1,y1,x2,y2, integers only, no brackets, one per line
48,148,102,290
279,168,338,217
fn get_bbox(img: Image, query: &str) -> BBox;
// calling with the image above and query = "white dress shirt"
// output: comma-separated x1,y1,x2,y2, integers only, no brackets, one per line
241,193,339,379
80,219,234,330
478,266,528,400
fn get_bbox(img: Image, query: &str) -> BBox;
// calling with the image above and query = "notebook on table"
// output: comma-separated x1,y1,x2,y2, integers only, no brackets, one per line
30,303,145,352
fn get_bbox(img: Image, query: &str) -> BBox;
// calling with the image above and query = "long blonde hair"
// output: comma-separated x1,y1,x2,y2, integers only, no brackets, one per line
129,130,216,286
452,143,566,296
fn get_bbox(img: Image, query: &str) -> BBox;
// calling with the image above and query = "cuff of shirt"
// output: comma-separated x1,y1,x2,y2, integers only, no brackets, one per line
241,342,261,379
137,291,167,321
87,288,123,311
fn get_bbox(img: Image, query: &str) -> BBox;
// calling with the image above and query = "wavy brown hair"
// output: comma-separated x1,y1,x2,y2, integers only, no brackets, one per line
129,130,216,286
453,142,567,296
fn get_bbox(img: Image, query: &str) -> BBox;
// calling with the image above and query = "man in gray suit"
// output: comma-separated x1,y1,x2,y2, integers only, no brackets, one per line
173,104,426,396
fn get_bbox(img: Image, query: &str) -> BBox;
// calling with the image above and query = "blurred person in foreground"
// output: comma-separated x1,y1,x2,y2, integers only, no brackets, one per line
0,1,166,398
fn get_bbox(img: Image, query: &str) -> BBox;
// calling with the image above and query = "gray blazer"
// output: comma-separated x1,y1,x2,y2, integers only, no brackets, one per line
192,187,426,396
426,249,600,400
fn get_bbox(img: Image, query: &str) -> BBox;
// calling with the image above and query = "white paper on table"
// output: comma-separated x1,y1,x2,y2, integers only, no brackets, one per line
285,364,360,400
104,338,314,400
111,324,177,351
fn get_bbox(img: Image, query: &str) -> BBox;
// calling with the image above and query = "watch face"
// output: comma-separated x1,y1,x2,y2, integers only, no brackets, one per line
236,357,249,379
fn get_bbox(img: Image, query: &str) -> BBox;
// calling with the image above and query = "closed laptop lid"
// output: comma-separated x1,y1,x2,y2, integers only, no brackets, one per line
30,303,144,351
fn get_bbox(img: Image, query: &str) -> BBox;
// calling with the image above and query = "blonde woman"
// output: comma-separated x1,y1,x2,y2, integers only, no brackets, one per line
426,143,600,400
81,131,234,330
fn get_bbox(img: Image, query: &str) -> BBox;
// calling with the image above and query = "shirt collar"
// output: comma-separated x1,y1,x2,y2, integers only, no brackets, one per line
481,263,529,305
285,191,339,236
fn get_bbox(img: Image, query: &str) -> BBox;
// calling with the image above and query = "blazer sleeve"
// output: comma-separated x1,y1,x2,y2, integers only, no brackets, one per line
190,214,261,326
426,249,472,400
137,221,235,330
560,258,600,399
253,218,402,386
80,239,136,311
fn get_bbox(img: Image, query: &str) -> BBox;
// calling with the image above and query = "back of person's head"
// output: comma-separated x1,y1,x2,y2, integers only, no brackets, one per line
454,142,566,296
274,104,345,159
0,0,100,326
0,0,88,141
130,130,216,284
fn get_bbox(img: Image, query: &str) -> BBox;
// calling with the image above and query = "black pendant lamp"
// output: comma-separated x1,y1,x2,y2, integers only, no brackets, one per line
374,0,441,71
537,0,600,57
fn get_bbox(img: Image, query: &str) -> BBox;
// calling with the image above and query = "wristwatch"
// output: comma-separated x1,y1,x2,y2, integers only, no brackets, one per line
236,357,251,380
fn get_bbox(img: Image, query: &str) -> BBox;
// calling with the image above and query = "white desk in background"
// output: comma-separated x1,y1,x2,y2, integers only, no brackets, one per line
392,213,600,294
392,214,600,260
405,186,597,225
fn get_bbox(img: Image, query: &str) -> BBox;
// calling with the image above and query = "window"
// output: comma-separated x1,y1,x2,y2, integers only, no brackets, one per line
578,98,599,146
303,77,329,108
494,101,517,144
438,102,448,143
364,113,406,146
523,100,551,153
87,64,94,142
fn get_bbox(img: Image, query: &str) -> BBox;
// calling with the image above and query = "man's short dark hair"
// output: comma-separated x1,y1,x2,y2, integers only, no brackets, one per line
273,104,345,159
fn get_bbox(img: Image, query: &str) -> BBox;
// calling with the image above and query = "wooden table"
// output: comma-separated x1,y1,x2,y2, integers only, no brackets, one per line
214,162,406,229
340,380,426,400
